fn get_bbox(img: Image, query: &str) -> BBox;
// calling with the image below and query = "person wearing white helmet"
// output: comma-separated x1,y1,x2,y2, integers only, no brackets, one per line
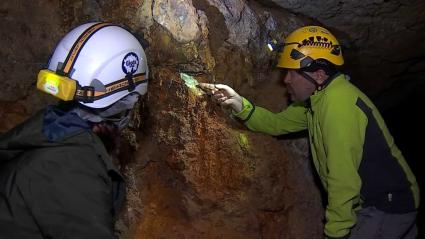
199,26,419,239
0,22,149,238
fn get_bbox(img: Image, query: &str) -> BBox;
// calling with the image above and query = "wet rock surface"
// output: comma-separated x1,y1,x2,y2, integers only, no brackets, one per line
118,68,322,238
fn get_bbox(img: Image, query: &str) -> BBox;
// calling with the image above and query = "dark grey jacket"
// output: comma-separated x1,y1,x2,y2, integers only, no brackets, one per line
0,106,124,239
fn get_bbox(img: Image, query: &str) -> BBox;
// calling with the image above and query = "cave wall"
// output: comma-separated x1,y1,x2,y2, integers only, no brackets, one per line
1,0,424,238
268,0,425,108
0,1,323,238
122,67,321,238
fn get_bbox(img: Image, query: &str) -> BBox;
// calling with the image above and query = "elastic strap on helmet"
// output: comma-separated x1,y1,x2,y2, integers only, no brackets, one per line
38,22,148,103
74,72,147,103
297,70,340,92
126,74,136,92
57,22,116,76
297,70,321,90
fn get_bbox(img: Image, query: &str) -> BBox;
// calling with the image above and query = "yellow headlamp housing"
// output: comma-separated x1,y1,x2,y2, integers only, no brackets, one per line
37,69,77,101
37,69,147,103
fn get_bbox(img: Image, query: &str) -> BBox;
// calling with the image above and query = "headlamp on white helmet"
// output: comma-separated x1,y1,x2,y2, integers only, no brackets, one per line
37,22,149,109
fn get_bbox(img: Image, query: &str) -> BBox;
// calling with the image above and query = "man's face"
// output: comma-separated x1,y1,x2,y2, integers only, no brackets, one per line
281,69,316,102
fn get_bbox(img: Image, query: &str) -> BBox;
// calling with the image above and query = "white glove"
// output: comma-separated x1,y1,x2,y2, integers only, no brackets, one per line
197,83,243,113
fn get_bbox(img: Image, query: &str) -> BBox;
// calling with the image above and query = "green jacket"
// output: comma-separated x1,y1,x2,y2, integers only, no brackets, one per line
0,106,124,239
235,74,419,238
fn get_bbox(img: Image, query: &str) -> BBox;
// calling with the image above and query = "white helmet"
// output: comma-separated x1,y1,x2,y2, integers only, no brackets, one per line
37,22,148,108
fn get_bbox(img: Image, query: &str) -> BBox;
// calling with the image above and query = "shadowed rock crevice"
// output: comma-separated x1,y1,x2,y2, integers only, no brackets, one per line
192,0,229,57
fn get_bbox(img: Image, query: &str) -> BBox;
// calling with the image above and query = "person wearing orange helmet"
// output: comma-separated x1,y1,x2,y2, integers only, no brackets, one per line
0,22,149,238
199,26,419,239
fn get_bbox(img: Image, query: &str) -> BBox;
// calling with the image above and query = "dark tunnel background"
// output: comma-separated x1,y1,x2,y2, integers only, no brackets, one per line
381,87,425,237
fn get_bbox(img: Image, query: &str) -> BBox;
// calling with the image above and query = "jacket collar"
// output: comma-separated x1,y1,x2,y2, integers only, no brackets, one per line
0,105,124,182
42,105,90,142
309,73,347,107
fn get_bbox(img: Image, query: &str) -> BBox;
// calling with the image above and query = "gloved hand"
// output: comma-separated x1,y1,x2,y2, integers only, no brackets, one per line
197,83,243,113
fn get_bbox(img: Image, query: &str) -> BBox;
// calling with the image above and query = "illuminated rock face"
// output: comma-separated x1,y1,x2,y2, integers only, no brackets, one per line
119,68,322,238
1,0,424,238
152,0,201,43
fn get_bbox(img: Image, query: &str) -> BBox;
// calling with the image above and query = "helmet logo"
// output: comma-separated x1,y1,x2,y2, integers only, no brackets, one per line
300,36,333,49
122,52,139,75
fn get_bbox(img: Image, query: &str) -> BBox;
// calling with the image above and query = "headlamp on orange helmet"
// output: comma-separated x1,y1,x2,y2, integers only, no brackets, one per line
266,39,284,53
277,26,344,69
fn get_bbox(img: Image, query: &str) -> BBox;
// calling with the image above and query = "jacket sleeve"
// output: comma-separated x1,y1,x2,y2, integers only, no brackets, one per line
16,146,118,239
234,98,308,135
320,95,366,238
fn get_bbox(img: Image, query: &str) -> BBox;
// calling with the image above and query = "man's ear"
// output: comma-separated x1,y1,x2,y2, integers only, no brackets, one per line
314,69,329,84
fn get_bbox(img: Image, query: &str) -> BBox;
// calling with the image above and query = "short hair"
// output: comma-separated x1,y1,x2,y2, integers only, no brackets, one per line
302,59,337,76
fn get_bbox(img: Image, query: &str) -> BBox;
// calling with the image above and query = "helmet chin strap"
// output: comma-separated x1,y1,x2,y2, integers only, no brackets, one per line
297,70,324,91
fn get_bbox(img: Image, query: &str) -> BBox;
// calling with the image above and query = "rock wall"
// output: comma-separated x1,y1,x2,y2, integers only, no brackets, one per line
0,1,324,238
269,0,425,107
119,68,321,238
